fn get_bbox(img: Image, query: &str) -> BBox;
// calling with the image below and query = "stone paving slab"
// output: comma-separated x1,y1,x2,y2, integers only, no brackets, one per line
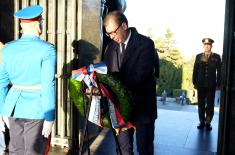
49,100,219,155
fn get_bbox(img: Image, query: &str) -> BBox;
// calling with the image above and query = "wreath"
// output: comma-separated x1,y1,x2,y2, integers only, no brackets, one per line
69,72,133,128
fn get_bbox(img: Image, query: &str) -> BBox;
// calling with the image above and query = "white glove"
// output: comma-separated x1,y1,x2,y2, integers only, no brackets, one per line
0,116,5,132
0,42,4,49
42,121,54,138
2,116,9,129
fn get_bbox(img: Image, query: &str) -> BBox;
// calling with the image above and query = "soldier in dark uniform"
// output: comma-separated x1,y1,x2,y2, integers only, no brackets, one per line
193,38,221,131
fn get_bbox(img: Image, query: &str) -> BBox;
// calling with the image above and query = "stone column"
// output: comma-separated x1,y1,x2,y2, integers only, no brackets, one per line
77,0,102,66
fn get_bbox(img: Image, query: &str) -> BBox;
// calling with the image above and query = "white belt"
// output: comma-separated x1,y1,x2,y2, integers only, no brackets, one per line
12,85,41,90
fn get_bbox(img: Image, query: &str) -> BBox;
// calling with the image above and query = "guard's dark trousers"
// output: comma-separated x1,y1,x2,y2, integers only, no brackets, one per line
197,87,216,124
9,118,48,155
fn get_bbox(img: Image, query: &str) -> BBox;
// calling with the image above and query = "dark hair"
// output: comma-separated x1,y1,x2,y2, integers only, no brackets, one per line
104,11,128,27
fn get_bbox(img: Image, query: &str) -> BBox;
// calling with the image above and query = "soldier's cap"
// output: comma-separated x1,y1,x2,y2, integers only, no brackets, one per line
202,38,214,45
14,5,43,23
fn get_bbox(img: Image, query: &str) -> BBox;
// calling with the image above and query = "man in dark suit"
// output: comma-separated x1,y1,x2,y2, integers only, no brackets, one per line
193,38,221,131
103,11,157,155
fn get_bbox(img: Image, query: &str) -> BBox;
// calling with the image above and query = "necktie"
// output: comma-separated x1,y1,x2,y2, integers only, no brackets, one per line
118,43,125,67
121,43,125,53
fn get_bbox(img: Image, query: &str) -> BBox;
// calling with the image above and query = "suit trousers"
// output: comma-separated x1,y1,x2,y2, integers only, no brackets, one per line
197,87,216,124
136,121,155,155
9,118,48,155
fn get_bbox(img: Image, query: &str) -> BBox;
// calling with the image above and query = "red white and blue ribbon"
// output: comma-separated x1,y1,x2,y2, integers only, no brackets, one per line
99,83,134,131
71,62,133,131
72,62,107,89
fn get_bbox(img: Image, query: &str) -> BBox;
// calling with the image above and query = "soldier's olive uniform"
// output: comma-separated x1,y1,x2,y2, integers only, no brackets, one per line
193,52,221,124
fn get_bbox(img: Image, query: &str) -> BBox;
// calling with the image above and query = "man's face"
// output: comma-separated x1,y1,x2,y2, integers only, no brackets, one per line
105,17,127,44
203,43,212,53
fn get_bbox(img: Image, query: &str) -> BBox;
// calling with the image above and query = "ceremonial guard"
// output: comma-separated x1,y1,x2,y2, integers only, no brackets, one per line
193,38,221,131
0,5,56,154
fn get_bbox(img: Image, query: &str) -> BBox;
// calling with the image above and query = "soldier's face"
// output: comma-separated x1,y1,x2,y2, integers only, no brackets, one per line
203,44,212,53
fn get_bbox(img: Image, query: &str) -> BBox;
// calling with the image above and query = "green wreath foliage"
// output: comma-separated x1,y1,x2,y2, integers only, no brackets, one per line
96,73,133,121
69,78,85,115
69,73,133,128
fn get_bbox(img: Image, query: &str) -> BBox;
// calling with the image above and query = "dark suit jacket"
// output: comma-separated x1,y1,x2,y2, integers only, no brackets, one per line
193,52,221,88
103,28,157,124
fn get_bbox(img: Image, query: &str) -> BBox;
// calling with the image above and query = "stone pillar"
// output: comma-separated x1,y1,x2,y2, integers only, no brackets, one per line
76,0,103,147
76,0,102,66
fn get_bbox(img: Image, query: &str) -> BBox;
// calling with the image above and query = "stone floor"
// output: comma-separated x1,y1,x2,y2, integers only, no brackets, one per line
49,100,220,155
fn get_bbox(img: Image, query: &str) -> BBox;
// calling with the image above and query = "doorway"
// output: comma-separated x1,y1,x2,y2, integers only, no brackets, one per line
124,0,225,154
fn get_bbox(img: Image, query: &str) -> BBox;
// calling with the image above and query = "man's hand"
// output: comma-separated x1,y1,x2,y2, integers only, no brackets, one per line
0,42,4,49
42,121,54,138
2,116,9,129
85,87,101,96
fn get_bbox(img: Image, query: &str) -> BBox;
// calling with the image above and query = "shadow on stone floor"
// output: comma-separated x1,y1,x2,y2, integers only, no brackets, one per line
49,100,219,155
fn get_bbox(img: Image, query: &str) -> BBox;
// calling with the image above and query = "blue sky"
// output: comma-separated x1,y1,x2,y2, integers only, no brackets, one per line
124,0,226,58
